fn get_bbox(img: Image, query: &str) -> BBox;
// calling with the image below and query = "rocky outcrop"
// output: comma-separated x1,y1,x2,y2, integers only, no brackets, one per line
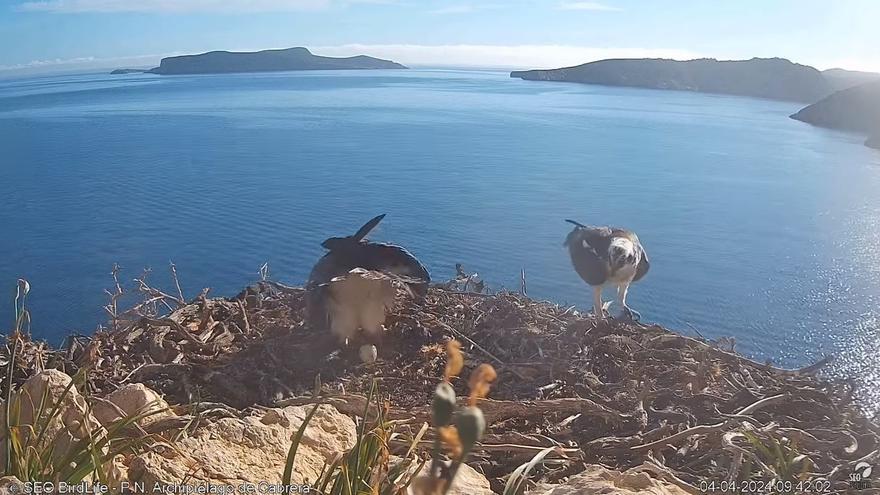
0,370,104,469
790,80,880,132
146,47,406,75
128,404,357,486
408,461,494,495
790,80,880,150
92,382,174,428
528,464,690,495
511,57,831,103
0,477,23,495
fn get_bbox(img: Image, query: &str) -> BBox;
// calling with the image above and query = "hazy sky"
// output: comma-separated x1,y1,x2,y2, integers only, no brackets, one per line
1,0,878,74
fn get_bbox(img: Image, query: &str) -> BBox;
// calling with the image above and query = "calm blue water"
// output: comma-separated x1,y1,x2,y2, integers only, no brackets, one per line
1,69,878,410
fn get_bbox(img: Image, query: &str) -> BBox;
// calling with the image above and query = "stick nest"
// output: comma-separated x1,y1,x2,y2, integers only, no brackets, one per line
4,281,878,492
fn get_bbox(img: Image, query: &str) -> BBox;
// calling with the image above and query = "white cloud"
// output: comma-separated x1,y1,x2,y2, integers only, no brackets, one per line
558,2,620,11
15,0,333,13
312,44,700,69
0,53,165,73
0,44,703,75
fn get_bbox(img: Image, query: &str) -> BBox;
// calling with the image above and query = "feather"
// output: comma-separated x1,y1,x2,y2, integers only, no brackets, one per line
307,215,430,340
564,220,648,287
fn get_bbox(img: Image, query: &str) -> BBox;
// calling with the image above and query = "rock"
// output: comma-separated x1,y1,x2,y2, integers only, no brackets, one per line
528,464,690,495
0,477,23,495
867,133,880,150
443,462,493,495
407,461,494,495
0,370,104,469
92,383,174,428
128,404,356,486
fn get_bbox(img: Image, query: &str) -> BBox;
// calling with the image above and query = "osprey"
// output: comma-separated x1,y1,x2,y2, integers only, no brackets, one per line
307,214,430,356
563,219,650,320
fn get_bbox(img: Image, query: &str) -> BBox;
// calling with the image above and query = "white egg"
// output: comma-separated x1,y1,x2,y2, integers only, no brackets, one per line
359,344,378,364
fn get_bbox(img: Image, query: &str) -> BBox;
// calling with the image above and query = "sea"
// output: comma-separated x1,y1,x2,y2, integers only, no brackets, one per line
0,69,878,412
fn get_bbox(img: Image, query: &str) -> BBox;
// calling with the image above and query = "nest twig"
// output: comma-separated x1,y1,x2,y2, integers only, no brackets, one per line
2,268,877,492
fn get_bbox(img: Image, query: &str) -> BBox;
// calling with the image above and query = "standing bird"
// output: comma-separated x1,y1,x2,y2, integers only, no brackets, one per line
563,219,650,320
307,214,430,357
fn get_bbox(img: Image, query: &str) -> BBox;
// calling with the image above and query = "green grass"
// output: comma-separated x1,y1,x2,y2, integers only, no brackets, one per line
283,381,426,495
283,342,497,495
3,279,166,482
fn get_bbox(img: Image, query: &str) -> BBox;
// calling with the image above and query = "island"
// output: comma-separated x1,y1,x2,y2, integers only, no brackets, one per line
510,57,831,103
822,68,880,91
110,68,147,75
790,80,880,150
137,47,406,75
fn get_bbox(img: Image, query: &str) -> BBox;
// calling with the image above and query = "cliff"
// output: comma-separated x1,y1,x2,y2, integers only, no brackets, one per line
790,80,880,132
3,274,874,492
146,47,406,75
511,57,832,102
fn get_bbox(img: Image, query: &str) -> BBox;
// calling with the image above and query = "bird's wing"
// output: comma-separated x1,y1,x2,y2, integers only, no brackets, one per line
634,245,650,282
564,226,613,286
307,251,347,288
306,242,430,330
580,227,614,259
330,267,420,293
360,243,432,284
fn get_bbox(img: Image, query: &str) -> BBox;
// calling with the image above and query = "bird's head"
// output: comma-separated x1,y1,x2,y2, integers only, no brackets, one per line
321,236,356,251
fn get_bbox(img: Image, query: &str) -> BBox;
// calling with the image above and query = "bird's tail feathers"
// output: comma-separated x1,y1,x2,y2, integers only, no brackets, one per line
563,219,588,247
353,214,386,241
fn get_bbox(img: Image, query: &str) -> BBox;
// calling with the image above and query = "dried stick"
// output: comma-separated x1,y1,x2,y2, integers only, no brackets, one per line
631,394,788,452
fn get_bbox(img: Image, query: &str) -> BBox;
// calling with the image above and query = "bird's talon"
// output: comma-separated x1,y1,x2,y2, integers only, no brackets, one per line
621,307,641,322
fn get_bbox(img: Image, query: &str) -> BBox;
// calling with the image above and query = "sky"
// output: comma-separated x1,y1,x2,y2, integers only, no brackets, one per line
0,0,878,75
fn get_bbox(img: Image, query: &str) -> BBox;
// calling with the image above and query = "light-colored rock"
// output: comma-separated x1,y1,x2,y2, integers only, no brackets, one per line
528,464,691,495
128,404,356,486
445,462,494,495
0,476,23,495
0,370,104,470
92,383,174,428
408,461,494,495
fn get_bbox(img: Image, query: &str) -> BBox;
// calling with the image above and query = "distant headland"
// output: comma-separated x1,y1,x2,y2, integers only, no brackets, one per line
112,47,406,75
511,57,832,103
791,80,880,150
109,68,147,75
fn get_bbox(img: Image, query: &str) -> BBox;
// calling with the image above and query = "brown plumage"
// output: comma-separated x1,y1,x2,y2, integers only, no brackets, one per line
564,219,650,319
306,215,430,358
